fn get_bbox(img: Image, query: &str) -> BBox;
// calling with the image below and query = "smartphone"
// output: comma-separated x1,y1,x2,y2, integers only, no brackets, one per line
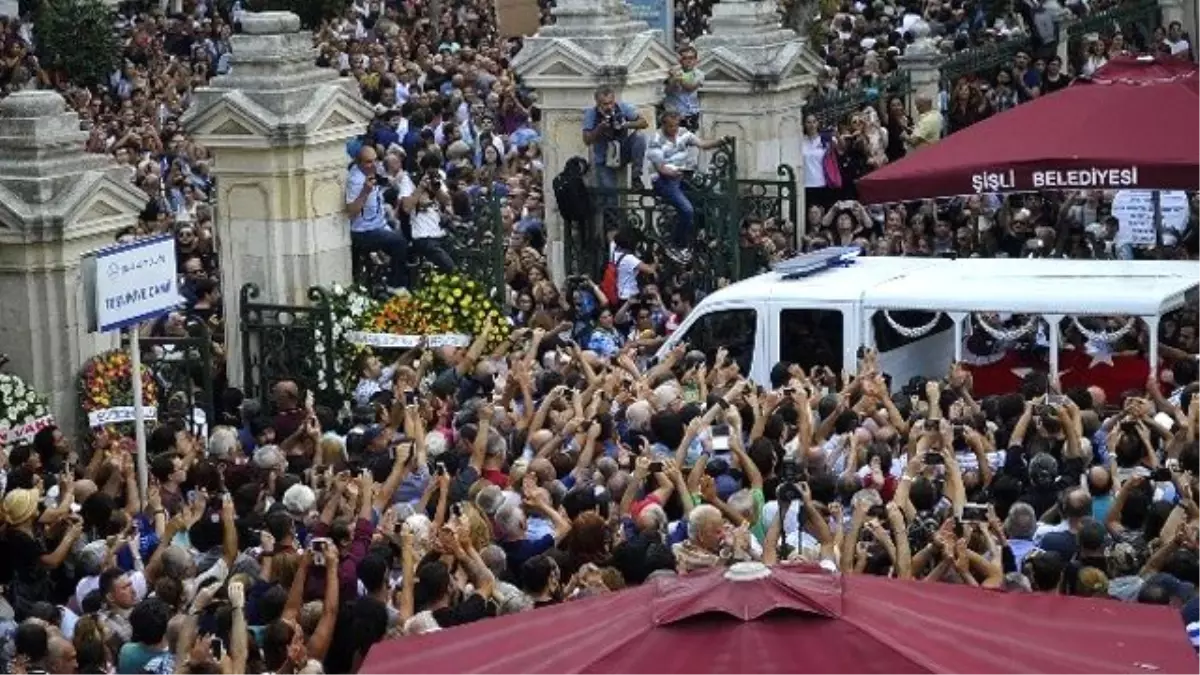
404,390,417,406
710,424,731,452
1046,394,1067,407
1150,467,1173,482
305,390,314,413
961,503,988,522
648,461,664,473
210,637,224,660
436,462,447,476
310,537,330,566
923,452,944,465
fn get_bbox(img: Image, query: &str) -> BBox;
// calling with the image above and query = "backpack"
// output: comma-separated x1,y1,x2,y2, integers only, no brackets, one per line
599,253,626,307
553,156,592,225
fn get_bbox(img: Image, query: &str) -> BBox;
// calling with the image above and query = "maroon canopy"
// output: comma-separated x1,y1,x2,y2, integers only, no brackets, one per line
856,56,1200,204
360,564,1197,673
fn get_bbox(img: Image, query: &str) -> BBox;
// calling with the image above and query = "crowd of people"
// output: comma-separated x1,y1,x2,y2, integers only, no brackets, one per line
1,321,1198,674
766,190,1199,276
1,4,231,392
0,0,1196,673
796,0,1194,179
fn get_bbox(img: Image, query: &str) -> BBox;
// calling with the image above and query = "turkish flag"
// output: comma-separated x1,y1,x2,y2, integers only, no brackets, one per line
1058,349,1150,400
963,349,1150,400
964,351,1041,397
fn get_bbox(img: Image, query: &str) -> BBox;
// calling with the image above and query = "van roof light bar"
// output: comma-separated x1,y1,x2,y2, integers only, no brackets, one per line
773,246,862,279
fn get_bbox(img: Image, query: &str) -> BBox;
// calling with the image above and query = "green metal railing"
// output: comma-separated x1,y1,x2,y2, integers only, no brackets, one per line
939,36,1033,89
571,139,800,292
802,70,912,129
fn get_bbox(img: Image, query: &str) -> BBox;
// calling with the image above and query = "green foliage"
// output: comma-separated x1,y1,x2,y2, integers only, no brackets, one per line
33,0,121,90
248,0,349,29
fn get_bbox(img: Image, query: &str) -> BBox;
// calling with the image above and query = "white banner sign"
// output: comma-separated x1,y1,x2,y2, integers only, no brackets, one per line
0,414,56,446
1111,190,1189,246
345,331,472,348
88,406,160,428
87,235,182,333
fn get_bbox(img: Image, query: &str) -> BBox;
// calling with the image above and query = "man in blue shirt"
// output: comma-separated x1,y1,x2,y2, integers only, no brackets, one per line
346,146,409,292
581,85,649,192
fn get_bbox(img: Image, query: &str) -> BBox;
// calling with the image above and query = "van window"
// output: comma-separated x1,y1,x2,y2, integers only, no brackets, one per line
678,308,757,373
778,309,843,372
871,310,955,353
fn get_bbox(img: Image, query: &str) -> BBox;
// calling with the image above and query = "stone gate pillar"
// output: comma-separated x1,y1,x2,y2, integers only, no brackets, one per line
897,20,942,118
0,92,149,429
512,0,674,283
693,0,825,182
182,12,373,387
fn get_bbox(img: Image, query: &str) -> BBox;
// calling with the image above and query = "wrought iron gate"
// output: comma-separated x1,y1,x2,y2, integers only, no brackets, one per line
139,316,216,432
570,138,799,292
239,284,340,411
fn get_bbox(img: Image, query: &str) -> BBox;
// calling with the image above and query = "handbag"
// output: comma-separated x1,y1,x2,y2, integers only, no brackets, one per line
822,144,843,189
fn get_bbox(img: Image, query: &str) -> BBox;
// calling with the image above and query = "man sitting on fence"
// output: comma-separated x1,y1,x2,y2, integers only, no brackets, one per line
346,145,410,294
582,85,650,193
646,111,726,264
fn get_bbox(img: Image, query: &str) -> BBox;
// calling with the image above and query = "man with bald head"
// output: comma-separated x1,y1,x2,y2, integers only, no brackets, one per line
346,144,410,292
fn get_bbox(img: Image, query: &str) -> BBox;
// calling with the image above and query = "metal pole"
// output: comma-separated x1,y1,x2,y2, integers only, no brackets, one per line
1047,316,1061,385
131,325,148,506
1153,190,1163,248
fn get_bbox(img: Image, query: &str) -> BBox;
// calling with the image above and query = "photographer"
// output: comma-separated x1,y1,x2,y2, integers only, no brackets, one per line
399,152,455,273
346,146,410,293
581,85,649,192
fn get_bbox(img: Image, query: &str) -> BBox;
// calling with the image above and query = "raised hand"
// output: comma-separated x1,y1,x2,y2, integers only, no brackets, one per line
228,580,245,610
634,454,652,478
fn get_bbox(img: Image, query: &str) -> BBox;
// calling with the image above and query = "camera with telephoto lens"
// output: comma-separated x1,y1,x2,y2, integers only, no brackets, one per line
776,457,806,503
600,109,628,136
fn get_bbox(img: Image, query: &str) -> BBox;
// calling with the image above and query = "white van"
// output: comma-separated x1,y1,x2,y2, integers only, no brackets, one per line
658,248,1198,389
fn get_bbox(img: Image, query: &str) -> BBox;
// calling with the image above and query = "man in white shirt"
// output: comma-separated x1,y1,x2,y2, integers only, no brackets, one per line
399,153,456,272
646,111,724,264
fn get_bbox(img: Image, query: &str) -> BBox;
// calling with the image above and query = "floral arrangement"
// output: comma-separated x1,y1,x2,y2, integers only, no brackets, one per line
321,284,381,394
324,275,511,390
368,294,454,337
410,273,510,348
79,349,158,415
0,371,54,445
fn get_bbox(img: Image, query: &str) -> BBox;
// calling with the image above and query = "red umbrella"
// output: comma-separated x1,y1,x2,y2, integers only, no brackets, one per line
360,563,1197,673
856,56,1200,204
